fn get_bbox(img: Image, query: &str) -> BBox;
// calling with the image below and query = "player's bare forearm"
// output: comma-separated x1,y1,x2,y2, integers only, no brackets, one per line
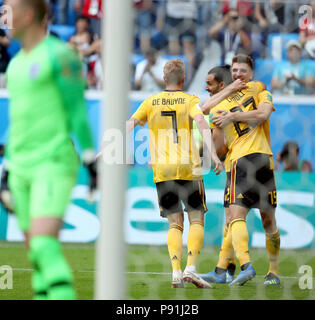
194,115,223,174
201,80,247,114
212,127,228,159
126,117,140,133
213,102,274,127
230,102,273,124
195,115,215,153
202,89,233,115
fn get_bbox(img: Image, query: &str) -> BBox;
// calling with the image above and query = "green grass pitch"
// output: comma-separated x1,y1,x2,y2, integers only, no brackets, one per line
0,241,314,300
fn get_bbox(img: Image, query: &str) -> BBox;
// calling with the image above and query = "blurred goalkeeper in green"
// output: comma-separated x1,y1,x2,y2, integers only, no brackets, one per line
0,0,97,300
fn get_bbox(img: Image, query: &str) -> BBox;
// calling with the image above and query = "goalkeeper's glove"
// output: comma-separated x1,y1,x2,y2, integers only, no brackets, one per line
82,149,98,202
0,164,14,213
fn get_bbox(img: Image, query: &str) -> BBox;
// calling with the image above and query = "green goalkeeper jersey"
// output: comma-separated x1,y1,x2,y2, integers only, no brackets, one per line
6,35,94,175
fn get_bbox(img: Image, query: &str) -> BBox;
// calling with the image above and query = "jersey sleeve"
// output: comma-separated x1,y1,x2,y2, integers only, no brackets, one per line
258,90,275,111
188,96,203,119
51,43,94,151
131,99,149,124
251,80,266,93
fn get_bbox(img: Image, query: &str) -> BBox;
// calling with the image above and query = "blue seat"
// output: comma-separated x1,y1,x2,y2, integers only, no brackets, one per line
251,32,263,59
266,33,299,60
254,58,278,91
7,38,21,58
48,25,76,42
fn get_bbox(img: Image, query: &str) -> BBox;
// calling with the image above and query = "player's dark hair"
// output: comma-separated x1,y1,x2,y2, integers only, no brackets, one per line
280,141,300,161
76,15,90,25
208,65,232,85
144,46,158,57
24,0,48,23
232,54,254,70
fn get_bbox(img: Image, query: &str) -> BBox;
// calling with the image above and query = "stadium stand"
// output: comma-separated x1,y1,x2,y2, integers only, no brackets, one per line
0,1,313,94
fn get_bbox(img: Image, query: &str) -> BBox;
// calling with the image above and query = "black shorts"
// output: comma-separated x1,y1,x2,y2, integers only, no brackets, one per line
224,153,277,210
156,180,207,218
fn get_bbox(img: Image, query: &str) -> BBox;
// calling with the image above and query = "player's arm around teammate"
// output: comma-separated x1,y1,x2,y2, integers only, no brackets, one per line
201,78,248,115
212,100,274,128
194,113,224,175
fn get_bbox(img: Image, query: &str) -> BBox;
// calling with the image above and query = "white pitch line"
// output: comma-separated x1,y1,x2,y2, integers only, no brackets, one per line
10,268,312,280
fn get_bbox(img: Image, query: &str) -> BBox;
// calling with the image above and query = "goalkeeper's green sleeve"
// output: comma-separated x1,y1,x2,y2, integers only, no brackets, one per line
52,46,94,152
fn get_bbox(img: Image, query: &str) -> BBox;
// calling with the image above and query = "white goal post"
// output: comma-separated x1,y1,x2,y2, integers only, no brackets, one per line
94,0,132,300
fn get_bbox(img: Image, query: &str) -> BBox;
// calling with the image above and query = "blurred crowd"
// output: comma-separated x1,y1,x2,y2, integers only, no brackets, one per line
0,0,313,171
1,0,315,93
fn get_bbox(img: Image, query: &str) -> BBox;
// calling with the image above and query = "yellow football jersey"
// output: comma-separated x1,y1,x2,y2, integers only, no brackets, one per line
210,81,275,171
132,90,204,183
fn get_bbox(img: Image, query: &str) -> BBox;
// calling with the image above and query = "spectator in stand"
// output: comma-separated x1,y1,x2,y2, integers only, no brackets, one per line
87,39,102,89
156,0,198,83
134,0,155,55
68,16,92,54
57,0,69,25
134,46,166,92
68,16,93,87
209,8,252,65
283,0,303,33
72,0,85,22
0,28,10,88
255,1,287,33
300,0,315,59
81,0,102,40
275,141,313,172
222,0,254,31
271,40,314,95
45,0,56,24
80,38,102,89
198,1,224,29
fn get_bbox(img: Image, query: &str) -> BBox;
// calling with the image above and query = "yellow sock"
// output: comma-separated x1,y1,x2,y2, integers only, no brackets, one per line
186,222,204,267
266,229,280,275
230,219,250,267
217,224,234,269
167,224,183,271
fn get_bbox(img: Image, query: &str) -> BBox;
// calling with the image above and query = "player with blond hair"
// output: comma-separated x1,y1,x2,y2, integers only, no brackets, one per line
127,59,223,289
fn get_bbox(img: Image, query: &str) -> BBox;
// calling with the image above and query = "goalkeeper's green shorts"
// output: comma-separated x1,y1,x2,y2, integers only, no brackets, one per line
9,164,77,232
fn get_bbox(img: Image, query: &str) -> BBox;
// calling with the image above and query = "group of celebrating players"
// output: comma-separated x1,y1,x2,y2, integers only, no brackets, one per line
0,0,280,300
128,54,280,289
